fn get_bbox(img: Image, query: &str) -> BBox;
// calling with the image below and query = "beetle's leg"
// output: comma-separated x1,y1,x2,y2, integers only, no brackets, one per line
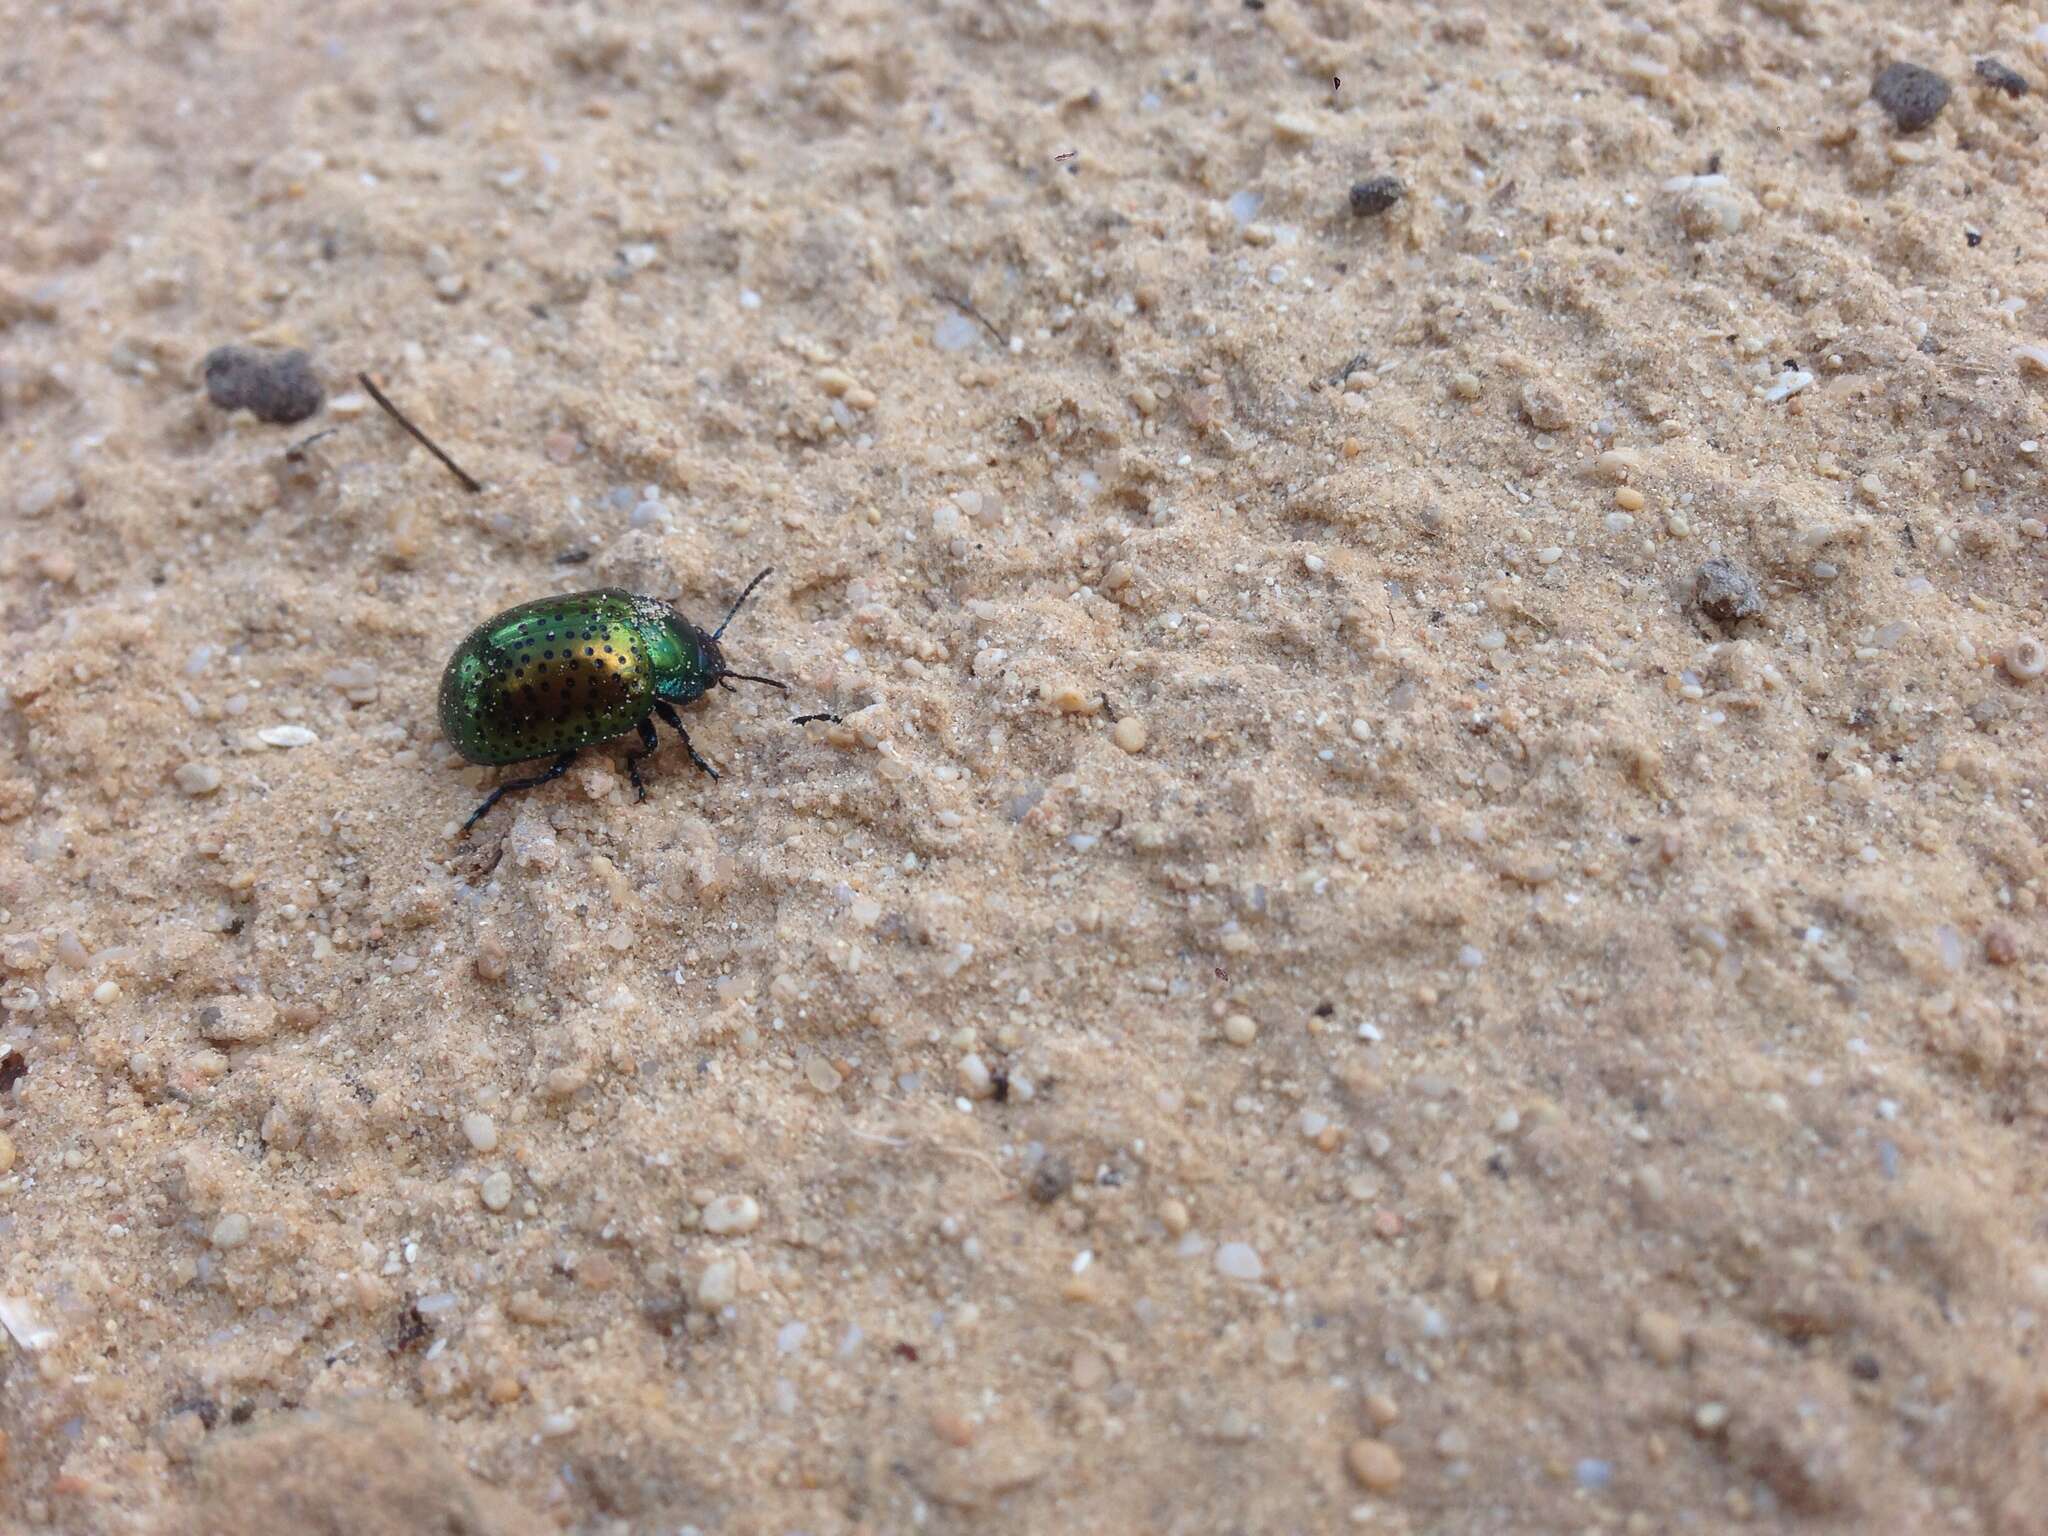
653,699,719,780
462,750,576,835
624,717,658,802
792,712,843,725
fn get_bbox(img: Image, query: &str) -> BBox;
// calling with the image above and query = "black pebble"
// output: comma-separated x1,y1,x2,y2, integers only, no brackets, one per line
202,345,324,424
1966,227,1982,248
1693,558,1765,624
1872,62,1951,132
1974,58,2029,98
1349,175,1405,218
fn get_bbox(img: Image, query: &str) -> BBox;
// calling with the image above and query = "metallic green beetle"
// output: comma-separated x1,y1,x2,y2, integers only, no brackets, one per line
438,569,830,833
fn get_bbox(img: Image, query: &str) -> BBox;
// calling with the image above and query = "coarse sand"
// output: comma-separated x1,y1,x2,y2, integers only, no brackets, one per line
2,1,2046,1532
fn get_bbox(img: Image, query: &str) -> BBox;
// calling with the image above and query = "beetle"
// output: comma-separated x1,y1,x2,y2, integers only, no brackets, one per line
438,568,833,833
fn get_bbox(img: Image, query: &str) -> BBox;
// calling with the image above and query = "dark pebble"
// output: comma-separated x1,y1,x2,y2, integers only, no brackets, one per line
1027,1154,1074,1205
1849,1354,1881,1382
1871,62,1950,132
202,345,324,425
1349,175,1405,218
1974,57,2029,98
1693,558,1764,623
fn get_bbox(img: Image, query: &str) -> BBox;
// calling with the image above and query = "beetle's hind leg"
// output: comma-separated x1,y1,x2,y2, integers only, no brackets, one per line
792,712,843,725
653,700,719,780
624,717,659,802
462,750,577,835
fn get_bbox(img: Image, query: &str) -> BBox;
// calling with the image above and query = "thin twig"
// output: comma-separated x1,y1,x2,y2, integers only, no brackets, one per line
357,372,483,493
936,291,1006,348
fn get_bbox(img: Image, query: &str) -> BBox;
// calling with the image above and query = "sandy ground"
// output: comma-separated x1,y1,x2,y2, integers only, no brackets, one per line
2,0,2047,1531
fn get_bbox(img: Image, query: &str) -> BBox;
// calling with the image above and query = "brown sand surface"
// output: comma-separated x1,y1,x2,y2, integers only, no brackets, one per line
2,1,2046,1531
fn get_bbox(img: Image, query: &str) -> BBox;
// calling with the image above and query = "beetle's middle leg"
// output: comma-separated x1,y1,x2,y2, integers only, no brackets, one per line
653,700,719,779
624,717,659,802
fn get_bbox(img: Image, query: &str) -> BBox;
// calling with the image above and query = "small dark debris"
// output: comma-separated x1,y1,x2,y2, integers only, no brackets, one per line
892,1341,920,1362
228,1400,256,1426
202,346,324,425
1872,62,1950,133
171,1396,220,1430
1312,1001,1335,1018
1348,175,1405,218
1849,1354,1882,1381
1706,151,1723,175
1974,57,2029,98
1243,0,1265,9
0,1049,25,1092
391,1302,431,1354
1485,1152,1510,1179
1693,558,1764,623
555,548,593,565
1965,227,1982,248
989,1065,1010,1104
1028,1155,1075,1205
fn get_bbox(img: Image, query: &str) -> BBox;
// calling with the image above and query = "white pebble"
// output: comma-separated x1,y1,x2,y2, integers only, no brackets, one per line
958,1052,994,1099
776,1321,809,1354
1214,1241,1264,1282
702,1194,762,1235
479,1170,513,1211
257,725,317,748
174,763,222,796
696,1258,738,1307
210,1213,251,1250
932,313,980,352
461,1111,498,1152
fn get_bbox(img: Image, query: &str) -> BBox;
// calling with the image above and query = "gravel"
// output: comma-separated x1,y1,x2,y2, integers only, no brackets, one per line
1693,558,1764,623
1872,62,1950,132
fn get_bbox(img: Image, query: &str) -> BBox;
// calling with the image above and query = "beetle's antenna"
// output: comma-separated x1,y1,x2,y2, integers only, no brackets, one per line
717,671,788,691
713,568,774,639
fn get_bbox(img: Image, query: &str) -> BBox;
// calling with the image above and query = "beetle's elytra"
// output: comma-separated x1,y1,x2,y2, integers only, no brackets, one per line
439,568,814,834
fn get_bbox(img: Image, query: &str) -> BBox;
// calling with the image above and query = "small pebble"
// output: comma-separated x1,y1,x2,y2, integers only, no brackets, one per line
1519,380,1570,433
209,1213,251,1250
1345,1438,1404,1494
202,345,323,424
1985,925,2020,966
1614,486,1645,512
1348,175,1405,217
461,1111,498,1153
1363,1391,1400,1429
958,1052,994,1100
1974,58,2029,98
803,1055,844,1094
1635,1308,1685,1365
1222,1013,1258,1046
257,725,318,749
0,1130,14,1174
1214,1241,1264,1282
1450,371,1482,401
1693,558,1764,622
174,763,222,796
1872,62,1950,132
696,1258,738,1308
702,1194,762,1235
2000,636,2046,682
1113,717,1149,754
479,1170,513,1212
